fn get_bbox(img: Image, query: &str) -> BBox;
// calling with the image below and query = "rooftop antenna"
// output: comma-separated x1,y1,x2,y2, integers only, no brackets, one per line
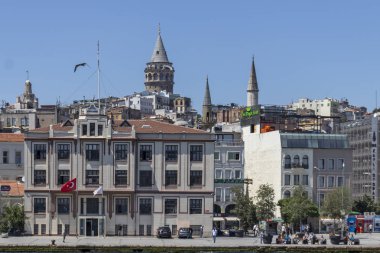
26,70,29,80
97,41,100,112
376,90,378,110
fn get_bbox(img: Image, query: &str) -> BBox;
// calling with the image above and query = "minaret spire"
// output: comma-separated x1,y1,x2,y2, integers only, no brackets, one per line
150,24,169,63
247,56,259,107
202,76,212,124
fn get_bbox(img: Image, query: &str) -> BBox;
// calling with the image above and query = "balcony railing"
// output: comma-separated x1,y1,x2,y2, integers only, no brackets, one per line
215,140,243,147
214,179,244,184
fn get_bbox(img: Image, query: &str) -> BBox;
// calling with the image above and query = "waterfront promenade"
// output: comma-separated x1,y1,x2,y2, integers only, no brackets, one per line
0,233,380,251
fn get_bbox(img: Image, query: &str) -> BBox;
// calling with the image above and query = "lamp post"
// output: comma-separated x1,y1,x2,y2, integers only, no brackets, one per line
244,178,253,196
314,166,321,234
341,162,345,239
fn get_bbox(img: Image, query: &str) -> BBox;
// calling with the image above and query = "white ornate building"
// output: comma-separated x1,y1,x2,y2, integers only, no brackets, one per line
23,105,214,236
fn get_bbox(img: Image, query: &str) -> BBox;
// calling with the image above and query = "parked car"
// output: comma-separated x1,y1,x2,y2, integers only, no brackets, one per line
156,226,172,238
178,227,192,238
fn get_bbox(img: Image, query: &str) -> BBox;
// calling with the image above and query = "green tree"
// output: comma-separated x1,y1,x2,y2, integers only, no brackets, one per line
0,204,26,233
232,187,257,232
321,187,352,219
255,184,276,221
352,195,375,213
277,186,319,230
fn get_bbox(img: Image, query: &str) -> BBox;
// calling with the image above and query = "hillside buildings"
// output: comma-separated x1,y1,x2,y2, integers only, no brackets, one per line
23,105,214,236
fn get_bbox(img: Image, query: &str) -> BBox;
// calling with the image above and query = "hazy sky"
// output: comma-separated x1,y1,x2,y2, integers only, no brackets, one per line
1,1,380,112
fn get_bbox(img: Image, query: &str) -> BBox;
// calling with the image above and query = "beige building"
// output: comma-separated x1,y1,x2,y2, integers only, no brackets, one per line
0,133,24,181
23,105,214,237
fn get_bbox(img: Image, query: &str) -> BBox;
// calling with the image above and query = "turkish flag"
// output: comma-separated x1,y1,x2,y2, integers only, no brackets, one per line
60,178,77,192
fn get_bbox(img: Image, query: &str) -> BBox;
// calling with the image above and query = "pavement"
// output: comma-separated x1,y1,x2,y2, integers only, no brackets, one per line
0,233,380,249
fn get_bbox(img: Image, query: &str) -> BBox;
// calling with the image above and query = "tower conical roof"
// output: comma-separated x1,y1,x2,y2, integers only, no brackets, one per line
247,57,259,92
203,76,212,106
150,26,169,63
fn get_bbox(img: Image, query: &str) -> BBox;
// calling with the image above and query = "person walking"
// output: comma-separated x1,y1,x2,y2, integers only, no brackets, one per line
200,225,204,238
62,225,67,243
260,230,264,244
212,227,217,243
369,224,373,234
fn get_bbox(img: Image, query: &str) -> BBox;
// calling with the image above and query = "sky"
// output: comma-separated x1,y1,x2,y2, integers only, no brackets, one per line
1,0,380,112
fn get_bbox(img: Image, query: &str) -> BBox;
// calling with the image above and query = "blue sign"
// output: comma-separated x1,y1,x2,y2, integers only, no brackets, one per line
1,185,11,191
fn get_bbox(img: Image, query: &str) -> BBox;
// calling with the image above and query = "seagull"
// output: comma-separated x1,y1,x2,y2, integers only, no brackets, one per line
74,63,87,72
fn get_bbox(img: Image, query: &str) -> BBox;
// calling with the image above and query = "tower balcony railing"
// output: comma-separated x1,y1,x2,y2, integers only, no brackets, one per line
215,140,243,147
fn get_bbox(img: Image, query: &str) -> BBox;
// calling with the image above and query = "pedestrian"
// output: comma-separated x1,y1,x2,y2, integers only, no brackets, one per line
62,225,67,243
369,224,373,234
188,227,193,239
281,224,285,234
200,225,204,238
260,230,264,244
212,227,217,243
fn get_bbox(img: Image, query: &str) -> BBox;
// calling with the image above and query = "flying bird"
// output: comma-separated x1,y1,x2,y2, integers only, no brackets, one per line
74,63,87,72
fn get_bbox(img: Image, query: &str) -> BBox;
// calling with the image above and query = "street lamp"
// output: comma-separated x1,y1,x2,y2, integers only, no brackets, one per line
244,178,253,196
314,166,321,233
341,162,345,239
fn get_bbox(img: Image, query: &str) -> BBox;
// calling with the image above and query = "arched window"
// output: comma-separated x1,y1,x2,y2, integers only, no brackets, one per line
284,190,291,199
214,204,221,216
225,204,236,217
166,74,169,80
153,73,158,80
148,73,152,81
302,155,309,169
293,155,300,167
159,73,163,80
284,155,291,169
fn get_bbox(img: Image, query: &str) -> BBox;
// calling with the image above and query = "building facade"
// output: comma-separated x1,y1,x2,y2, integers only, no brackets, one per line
23,106,214,236
0,133,24,181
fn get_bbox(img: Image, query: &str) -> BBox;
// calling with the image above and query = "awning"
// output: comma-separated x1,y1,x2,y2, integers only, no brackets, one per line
213,217,225,221
225,217,240,221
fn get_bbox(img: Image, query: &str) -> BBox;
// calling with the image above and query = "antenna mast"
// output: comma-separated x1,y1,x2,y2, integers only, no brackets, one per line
97,41,100,111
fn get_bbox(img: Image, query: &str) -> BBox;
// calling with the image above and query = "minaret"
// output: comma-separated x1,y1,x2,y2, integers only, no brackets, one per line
144,25,175,94
247,57,259,107
202,76,212,124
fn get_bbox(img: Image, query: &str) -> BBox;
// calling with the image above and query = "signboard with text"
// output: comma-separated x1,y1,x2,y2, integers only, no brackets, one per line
0,185,11,192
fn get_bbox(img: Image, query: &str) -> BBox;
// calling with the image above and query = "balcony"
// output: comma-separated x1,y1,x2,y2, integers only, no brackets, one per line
215,140,243,147
214,179,244,184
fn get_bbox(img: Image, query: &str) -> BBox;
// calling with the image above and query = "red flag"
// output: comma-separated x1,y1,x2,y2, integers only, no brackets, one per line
60,178,77,192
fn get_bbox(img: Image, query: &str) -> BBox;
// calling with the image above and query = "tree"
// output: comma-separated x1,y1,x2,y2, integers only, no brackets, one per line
352,195,375,213
255,184,276,221
0,204,26,234
321,187,352,219
231,187,257,232
277,186,319,230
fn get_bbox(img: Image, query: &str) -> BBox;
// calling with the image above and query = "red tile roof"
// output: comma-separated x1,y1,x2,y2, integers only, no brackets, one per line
0,133,24,142
0,180,24,197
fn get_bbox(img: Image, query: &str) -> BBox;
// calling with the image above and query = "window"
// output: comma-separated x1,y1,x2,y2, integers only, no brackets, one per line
12,118,16,126
294,175,300,185
86,198,99,214
225,169,232,179
318,159,325,170
140,145,152,161
190,145,203,162
214,152,220,160
85,144,99,161
293,155,300,167
34,198,46,213
164,199,177,214
165,145,178,162
302,175,309,186
225,188,231,202
215,169,223,179
284,155,291,169
82,124,87,135
90,123,96,136
34,170,46,185
319,193,325,206
2,151,8,164
302,155,309,169
190,199,202,214
6,118,10,127
328,176,334,188
115,198,128,214
235,170,242,179
284,174,291,185
115,170,128,185
215,188,222,201
98,125,103,136
165,170,177,186
86,170,99,185
328,159,334,170
34,144,46,160
15,151,22,165
318,176,325,188
139,198,152,215
284,190,291,199
115,144,128,161
337,176,344,187
139,171,152,186
57,198,70,214
337,159,344,170
227,152,240,161
57,144,70,160
190,171,202,186
58,170,70,185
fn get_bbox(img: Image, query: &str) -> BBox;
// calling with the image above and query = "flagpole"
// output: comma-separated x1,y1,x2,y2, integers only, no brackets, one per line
97,40,100,111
